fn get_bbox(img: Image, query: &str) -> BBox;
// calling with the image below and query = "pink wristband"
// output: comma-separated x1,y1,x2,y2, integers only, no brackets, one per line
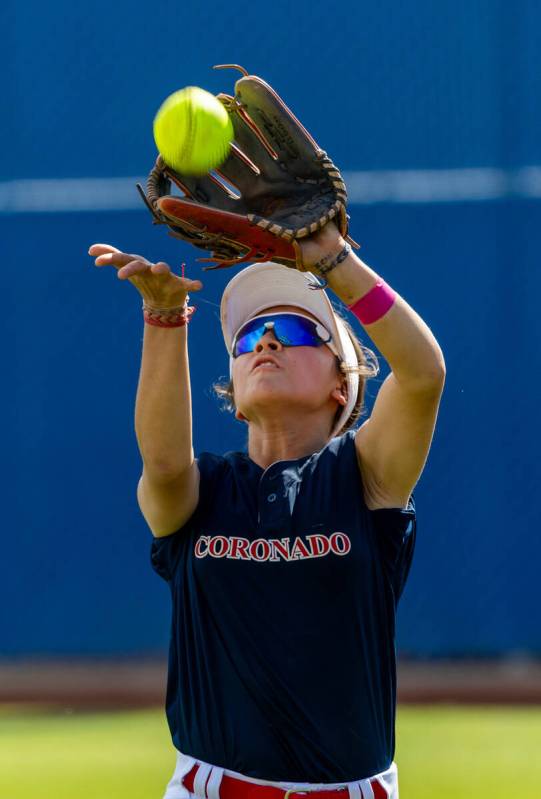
347,279,396,324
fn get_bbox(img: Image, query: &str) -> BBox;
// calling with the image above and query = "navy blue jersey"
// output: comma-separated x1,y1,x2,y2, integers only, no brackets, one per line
150,430,416,783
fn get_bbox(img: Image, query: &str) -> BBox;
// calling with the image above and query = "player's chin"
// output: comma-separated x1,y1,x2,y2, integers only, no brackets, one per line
248,367,286,383
243,381,290,406
250,368,282,378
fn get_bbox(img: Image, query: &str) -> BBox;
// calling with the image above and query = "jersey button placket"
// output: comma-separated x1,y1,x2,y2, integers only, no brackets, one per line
258,469,285,529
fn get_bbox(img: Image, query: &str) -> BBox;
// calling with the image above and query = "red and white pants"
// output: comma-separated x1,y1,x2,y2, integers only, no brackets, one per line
162,750,399,799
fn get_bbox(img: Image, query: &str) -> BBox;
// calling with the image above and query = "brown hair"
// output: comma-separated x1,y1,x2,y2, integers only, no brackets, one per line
212,307,380,438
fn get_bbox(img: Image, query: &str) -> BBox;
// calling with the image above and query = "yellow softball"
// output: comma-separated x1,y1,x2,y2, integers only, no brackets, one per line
153,86,234,175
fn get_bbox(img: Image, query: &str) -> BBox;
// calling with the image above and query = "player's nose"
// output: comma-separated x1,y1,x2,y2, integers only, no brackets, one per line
254,330,283,352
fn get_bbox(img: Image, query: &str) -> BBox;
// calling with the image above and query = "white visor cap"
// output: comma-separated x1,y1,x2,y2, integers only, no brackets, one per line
220,261,359,439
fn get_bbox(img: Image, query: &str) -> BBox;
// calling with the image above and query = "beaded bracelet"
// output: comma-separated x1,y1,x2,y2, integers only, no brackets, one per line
314,243,352,279
307,243,352,289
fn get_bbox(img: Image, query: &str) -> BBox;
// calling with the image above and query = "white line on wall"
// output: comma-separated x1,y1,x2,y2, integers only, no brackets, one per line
1,167,540,213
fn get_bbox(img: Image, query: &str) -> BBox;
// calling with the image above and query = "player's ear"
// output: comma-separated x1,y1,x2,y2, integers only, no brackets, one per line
330,376,347,406
330,360,348,406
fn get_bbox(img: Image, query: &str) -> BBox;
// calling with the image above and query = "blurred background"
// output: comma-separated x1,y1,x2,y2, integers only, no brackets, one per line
2,1,540,797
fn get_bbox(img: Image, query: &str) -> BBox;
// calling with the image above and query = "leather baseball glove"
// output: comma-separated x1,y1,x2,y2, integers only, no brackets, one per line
137,64,358,272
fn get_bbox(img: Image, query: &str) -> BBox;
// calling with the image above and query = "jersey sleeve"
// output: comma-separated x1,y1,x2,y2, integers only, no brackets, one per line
368,496,417,603
150,451,224,582
332,429,417,603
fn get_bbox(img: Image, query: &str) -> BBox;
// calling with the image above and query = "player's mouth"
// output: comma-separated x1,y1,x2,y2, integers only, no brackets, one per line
252,356,280,372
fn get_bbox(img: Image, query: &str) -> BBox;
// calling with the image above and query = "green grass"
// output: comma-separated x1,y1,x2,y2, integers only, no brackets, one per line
0,705,540,798
0,707,174,799
396,706,541,798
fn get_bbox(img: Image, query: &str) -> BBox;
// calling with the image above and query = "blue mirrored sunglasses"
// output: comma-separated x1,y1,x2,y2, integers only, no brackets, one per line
231,312,340,358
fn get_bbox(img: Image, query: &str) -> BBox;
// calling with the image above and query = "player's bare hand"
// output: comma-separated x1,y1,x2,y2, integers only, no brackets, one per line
88,243,203,308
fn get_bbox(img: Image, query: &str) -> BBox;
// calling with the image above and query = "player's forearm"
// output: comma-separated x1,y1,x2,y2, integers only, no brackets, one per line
134,324,194,475
326,248,445,387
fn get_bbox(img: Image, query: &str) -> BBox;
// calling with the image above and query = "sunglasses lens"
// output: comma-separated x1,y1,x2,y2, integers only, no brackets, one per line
233,319,268,356
273,316,321,346
232,314,330,357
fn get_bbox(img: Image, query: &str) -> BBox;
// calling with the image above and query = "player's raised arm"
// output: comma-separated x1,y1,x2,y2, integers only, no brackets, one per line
299,224,446,509
88,243,203,537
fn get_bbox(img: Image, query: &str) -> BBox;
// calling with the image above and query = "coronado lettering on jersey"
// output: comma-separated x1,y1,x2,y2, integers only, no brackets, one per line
194,533,351,562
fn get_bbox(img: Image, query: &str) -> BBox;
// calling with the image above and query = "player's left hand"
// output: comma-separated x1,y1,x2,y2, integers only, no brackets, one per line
297,222,346,272
137,67,354,273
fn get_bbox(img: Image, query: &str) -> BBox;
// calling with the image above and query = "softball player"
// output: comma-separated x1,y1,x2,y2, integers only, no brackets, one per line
89,221,445,799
